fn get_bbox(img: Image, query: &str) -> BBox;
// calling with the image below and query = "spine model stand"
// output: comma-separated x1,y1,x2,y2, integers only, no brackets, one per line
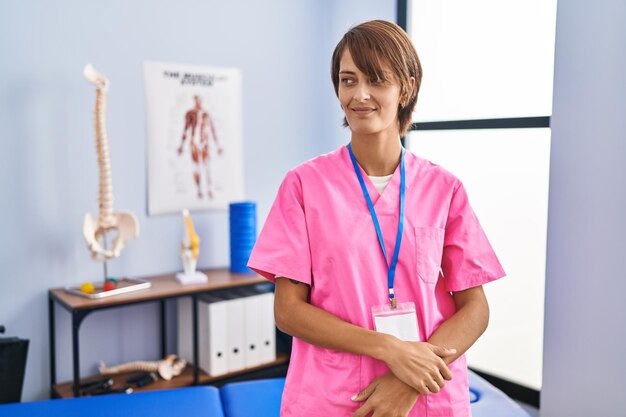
82,64,139,264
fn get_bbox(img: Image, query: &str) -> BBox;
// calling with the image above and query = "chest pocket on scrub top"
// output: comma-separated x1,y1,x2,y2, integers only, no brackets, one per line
414,227,445,284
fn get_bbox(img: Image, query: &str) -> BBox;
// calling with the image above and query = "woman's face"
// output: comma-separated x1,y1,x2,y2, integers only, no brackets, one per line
338,49,403,137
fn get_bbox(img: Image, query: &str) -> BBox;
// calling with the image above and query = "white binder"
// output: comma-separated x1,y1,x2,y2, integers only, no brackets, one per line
240,291,263,368
177,296,229,376
257,291,276,364
178,286,276,375
225,295,246,372
201,295,229,376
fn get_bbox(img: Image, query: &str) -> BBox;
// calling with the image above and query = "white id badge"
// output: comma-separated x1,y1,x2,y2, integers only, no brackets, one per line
372,302,420,342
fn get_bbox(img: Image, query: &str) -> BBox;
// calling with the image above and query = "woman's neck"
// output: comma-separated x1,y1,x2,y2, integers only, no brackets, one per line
350,132,402,176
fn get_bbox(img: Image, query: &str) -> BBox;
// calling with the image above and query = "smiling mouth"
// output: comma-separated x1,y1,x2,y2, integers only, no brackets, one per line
352,107,376,116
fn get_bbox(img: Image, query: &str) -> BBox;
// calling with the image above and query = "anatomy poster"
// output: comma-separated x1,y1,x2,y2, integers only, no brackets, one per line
144,61,244,215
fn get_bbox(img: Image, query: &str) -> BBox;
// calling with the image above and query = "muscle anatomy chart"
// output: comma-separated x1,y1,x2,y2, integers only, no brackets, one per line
144,62,244,215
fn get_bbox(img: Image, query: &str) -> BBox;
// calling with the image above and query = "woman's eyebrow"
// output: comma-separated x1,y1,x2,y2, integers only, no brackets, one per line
339,70,356,75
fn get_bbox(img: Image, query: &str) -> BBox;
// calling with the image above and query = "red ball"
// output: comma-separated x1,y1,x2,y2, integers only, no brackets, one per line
103,281,116,291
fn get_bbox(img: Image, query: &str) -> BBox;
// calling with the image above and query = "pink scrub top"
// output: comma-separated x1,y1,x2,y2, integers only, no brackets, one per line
248,146,505,417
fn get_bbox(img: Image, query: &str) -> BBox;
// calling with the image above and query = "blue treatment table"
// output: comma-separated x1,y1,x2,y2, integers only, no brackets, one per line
0,370,531,417
0,386,224,417
468,371,533,417
218,371,532,417
220,378,285,417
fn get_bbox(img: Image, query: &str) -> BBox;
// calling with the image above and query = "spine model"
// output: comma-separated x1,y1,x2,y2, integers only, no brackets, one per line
82,64,139,261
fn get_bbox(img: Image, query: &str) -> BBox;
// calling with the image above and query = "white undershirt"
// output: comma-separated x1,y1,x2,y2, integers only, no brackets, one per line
368,174,393,195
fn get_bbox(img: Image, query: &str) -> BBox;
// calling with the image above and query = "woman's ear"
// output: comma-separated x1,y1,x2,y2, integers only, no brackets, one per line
399,89,408,108
407,76,416,99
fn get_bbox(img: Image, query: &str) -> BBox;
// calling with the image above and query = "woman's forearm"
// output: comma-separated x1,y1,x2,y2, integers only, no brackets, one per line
275,282,395,361
427,286,489,365
275,278,457,394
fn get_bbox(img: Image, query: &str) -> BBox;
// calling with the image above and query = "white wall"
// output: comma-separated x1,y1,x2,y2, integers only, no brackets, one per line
0,0,395,402
541,0,626,416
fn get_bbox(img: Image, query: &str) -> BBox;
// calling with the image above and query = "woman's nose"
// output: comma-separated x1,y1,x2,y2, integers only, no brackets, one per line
353,83,371,101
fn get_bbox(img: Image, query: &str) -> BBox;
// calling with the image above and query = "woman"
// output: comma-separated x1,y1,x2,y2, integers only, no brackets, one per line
248,20,505,417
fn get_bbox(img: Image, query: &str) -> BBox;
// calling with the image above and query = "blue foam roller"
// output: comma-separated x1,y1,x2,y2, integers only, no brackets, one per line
230,225,254,232
230,246,255,252
230,224,255,230
230,215,256,221
229,203,256,212
230,265,253,273
229,234,256,241
229,201,257,273
230,245,255,252
230,248,253,254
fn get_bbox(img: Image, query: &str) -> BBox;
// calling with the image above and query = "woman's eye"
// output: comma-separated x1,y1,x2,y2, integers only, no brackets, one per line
340,78,354,86
371,78,384,85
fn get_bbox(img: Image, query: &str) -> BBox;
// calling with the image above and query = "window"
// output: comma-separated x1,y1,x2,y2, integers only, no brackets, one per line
399,0,557,391
406,0,556,121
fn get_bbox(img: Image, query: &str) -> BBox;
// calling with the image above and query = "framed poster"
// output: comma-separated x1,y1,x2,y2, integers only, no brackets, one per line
144,61,244,215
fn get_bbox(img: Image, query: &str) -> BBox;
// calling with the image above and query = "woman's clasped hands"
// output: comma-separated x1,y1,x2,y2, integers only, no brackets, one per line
384,339,456,395
351,338,456,417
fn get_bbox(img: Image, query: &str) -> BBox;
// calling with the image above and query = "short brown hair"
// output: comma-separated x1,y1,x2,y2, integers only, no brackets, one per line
331,20,422,136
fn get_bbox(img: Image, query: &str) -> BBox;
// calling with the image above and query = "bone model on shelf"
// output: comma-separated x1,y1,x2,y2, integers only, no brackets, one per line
182,209,200,260
99,355,187,381
82,64,139,261
181,209,200,275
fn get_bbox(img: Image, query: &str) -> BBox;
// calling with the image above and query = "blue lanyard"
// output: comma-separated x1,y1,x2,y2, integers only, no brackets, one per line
348,143,405,308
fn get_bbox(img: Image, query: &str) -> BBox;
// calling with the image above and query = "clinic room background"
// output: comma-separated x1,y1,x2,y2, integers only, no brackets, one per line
1,1,625,416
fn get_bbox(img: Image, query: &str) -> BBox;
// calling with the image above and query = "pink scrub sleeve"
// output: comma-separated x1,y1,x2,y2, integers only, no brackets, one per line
441,181,506,292
247,171,312,285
